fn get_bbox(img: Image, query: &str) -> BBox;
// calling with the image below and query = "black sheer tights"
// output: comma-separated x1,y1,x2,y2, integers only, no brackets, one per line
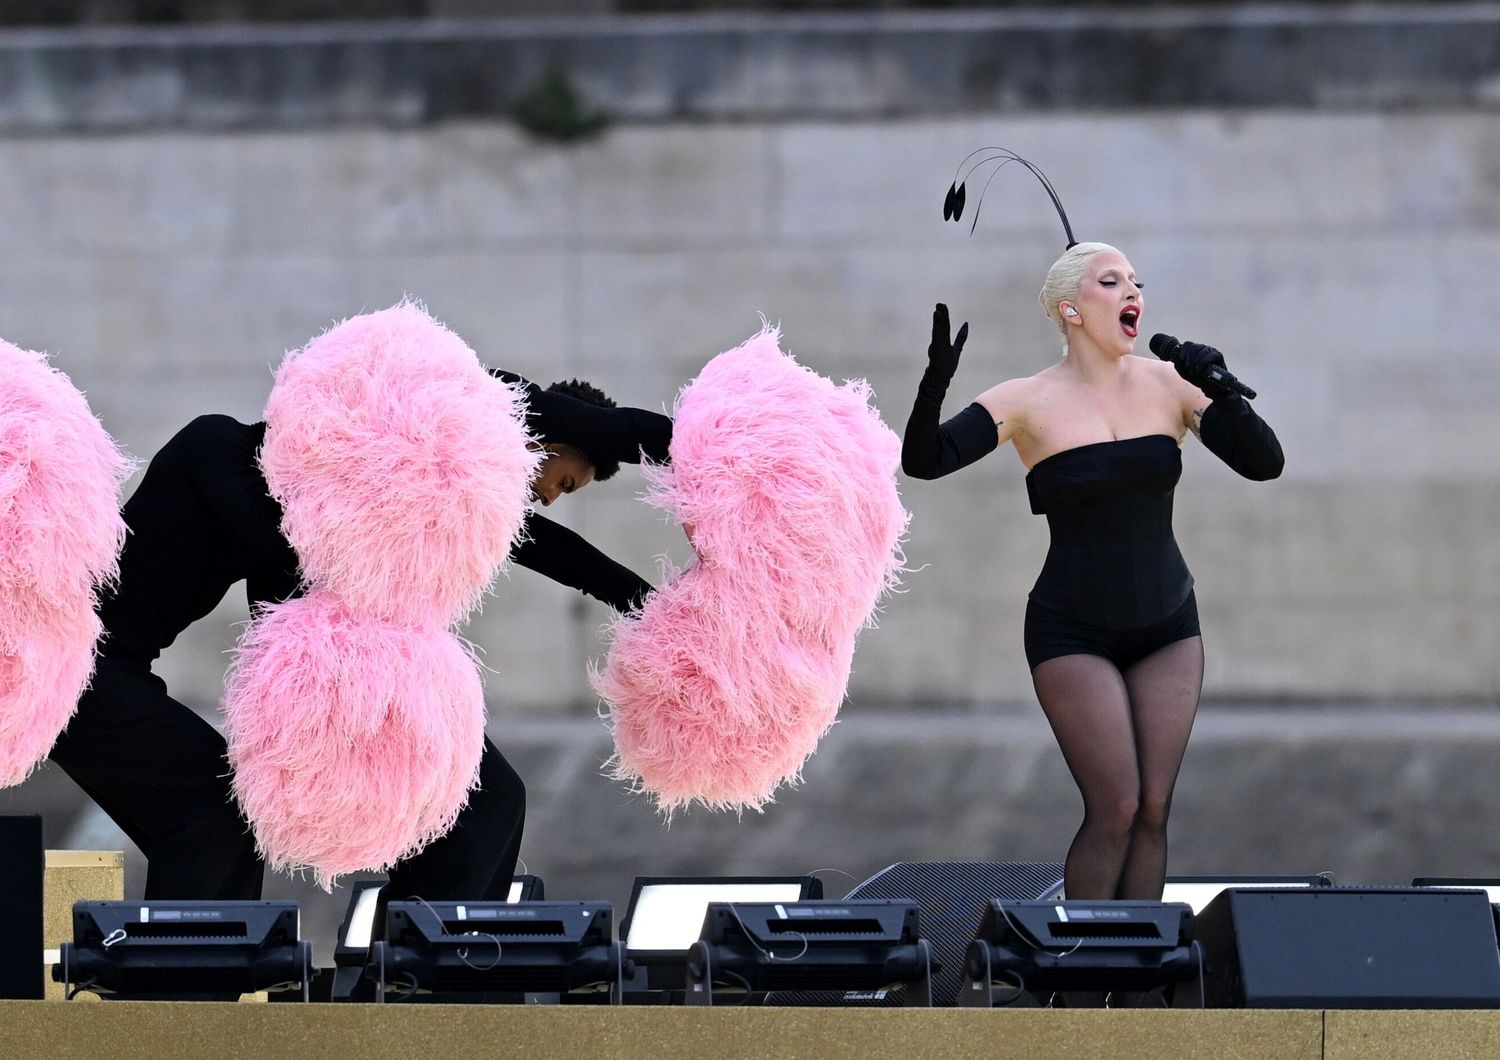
1030,637,1204,901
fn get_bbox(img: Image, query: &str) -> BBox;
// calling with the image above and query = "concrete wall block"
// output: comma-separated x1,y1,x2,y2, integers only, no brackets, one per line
359,250,573,367
573,244,1060,387
221,130,447,254
33,126,579,258
0,257,142,371
775,117,1066,245
576,249,806,378
7,13,1500,133
1178,481,1500,605
1201,598,1500,698
1051,113,1390,240
394,122,579,248
1334,407,1500,480
0,136,241,254
465,565,597,713
777,112,1392,245
1380,113,1500,232
0,112,1494,702
570,125,772,243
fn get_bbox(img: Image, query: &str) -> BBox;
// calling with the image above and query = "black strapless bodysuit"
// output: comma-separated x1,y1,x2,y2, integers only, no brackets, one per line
1025,434,1194,630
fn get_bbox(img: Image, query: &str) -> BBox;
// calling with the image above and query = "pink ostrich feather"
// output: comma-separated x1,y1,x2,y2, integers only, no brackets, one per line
0,340,131,605
593,326,909,814
223,590,487,889
261,301,539,629
0,597,104,787
0,339,131,787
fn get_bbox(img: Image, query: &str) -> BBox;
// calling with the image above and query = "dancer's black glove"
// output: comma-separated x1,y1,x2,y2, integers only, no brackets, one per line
902,304,996,479
490,367,673,464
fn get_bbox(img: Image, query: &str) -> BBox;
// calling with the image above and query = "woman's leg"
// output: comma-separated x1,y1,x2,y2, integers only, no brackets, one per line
1030,653,1141,900
1116,635,1205,900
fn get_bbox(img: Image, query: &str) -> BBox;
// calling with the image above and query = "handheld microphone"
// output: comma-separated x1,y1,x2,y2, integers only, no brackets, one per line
1148,333,1256,400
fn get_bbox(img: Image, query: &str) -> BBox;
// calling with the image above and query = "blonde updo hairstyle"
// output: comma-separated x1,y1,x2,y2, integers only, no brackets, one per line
1039,241,1119,335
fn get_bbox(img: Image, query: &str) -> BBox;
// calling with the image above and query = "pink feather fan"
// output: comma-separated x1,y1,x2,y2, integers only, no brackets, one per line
0,340,131,787
226,301,535,886
260,300,539,628
223,590,486,889
594,326,909,814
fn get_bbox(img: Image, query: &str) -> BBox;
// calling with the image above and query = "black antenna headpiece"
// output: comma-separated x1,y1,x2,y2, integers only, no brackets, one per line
943,148,1077,249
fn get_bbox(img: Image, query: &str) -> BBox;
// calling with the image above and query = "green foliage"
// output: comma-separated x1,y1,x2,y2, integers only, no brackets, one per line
512,65,609,143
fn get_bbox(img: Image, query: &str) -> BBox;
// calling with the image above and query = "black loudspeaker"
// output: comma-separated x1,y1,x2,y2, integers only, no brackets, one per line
0,815,44,999
1192,887,1500,1009
764,861,1064,1007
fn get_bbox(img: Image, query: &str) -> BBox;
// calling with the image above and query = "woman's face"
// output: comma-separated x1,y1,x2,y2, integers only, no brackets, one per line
1064,249,1144,357
531,443,596,507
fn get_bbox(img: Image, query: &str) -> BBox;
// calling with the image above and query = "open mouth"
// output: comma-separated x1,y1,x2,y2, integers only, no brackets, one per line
1119,306,1140,338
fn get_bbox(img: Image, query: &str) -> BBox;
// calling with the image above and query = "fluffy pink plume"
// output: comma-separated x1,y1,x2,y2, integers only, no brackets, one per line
230,301,534,884
0,340,131,787
261,300,539,628
223,590,486,890
593,327,908,813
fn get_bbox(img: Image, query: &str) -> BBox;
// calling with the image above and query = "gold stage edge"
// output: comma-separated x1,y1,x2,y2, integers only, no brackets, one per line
10,1003,1492,1060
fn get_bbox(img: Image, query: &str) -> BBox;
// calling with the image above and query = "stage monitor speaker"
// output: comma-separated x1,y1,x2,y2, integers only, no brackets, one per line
1413,877,1500,903
0,816,44,1000
1190,886,1500,1009
763,860,1063,1007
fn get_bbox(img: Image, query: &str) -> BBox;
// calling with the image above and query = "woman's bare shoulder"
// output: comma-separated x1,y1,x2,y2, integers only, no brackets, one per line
976,366,1056,407
1134,352,1204,406
1135,352,1190,386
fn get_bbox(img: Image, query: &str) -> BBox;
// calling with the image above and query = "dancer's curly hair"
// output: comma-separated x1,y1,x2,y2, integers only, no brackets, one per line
547,378,620,481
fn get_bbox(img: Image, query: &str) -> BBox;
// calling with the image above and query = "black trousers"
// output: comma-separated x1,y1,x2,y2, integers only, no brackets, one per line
49,656,525,901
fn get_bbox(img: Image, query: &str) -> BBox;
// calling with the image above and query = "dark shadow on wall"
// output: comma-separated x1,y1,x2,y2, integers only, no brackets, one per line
0,0,1445,28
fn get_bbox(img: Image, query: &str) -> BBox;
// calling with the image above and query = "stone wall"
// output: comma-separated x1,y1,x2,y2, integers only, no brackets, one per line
0,10,1496,927
1,110,1494,707
2,6,1499,131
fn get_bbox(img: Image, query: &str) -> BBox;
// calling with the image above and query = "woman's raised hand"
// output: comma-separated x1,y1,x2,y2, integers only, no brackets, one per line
926,303,970,385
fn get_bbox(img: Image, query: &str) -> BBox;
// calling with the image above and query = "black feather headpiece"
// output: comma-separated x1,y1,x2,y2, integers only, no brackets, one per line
944,148,1077,250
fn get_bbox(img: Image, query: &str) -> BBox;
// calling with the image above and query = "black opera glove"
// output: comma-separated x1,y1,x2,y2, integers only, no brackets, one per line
914,302,968,405
1199,396,1284,482
1170,340,1240,402
902,402,998,480
902,304,997,479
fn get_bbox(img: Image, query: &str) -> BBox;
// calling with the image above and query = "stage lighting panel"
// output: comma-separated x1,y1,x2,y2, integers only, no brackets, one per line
619,875,822,996
369,899,624,1002
685,899,934,1006
959,899,1199,1006
55,900,311,1000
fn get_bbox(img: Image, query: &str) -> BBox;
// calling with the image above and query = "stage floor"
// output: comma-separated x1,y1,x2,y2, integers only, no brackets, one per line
5,1003,1499,1060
